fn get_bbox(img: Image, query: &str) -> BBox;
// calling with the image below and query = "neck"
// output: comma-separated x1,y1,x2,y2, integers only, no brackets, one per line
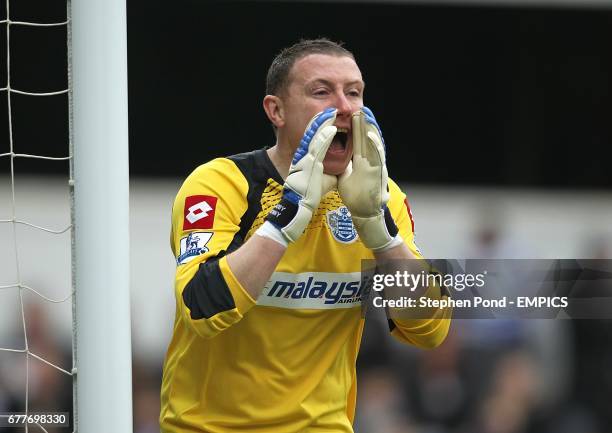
266,142,294,180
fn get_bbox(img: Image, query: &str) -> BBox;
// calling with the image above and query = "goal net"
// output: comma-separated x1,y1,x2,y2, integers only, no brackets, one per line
0,0,132,432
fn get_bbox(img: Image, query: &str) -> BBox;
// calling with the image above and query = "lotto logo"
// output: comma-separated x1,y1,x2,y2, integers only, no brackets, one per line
183,195,217,230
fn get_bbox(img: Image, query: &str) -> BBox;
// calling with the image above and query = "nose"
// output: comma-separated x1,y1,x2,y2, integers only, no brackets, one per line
334,91,353,119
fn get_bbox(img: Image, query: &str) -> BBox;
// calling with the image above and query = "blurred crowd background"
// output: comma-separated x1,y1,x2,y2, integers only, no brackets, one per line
1,180,611,433
1,0,612,432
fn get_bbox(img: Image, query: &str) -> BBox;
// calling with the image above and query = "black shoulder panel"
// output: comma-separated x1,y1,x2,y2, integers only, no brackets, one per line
227,149,283,242
182,237,243,320
182,259,236,320
182,149,281,320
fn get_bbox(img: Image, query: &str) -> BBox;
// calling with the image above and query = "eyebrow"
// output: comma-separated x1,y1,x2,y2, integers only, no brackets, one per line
307,78,365,88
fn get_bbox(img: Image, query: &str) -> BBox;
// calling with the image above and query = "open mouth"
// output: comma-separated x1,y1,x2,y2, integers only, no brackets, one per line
328,127,349,153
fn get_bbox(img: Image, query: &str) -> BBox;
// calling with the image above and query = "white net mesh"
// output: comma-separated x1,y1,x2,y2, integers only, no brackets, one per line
0,0,73,432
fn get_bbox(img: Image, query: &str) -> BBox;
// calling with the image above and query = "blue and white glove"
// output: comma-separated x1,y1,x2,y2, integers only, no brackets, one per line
338,107,403,252
259,108,338,246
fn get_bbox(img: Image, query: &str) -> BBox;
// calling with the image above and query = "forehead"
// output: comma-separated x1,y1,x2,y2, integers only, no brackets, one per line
288,53,363,86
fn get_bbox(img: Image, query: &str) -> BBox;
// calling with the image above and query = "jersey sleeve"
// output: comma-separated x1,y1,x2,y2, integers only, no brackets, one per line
170,158,256,339
385,179,452,349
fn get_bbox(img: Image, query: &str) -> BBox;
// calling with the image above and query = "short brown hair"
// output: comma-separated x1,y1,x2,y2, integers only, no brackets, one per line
266,38,355,96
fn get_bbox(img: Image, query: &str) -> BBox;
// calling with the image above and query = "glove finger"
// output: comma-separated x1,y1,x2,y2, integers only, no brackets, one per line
351,111,364,159
360,106,385,167
338,160,353,184
361,106,375,119
297,118,337,208
311,124,338,162
292,108,337,167
365,130,386,167
361,106,383,138
366,129,390,204
361,106,385,154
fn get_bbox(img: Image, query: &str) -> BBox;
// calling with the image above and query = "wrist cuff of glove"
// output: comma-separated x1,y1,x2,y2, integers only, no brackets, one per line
374,233,404,253
353,206,401,252
265,194,312,243
256,221,289,248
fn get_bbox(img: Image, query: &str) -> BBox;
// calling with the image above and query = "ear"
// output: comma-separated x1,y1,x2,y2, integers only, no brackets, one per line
263,95,285,129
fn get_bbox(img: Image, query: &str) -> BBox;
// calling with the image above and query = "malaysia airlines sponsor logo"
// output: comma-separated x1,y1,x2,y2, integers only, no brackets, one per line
177,232,213,265
257,272,364,309
183,195,217,230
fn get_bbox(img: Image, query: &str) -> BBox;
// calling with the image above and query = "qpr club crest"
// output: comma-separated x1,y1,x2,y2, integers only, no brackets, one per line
326,206,358,244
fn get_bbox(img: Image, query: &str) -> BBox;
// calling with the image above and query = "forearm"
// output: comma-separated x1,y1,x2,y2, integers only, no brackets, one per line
225,231,286,300
374,241,451,348
374,242,430,299
374,241,415,260
374,240,448,322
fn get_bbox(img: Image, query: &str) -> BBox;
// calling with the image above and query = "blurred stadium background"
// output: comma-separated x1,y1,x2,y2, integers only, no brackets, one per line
1,1,611,432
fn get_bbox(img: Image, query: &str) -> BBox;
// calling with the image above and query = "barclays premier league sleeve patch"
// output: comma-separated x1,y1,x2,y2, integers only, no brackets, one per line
177,232,213,265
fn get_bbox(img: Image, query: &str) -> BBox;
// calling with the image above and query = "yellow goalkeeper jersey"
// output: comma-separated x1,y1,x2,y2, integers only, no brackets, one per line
160,149,451,433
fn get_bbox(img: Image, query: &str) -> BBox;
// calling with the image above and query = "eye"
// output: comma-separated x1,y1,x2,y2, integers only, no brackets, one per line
313,88,330,96
347,89,362,97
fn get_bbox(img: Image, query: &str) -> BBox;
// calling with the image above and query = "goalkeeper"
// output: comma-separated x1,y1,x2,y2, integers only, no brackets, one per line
160,38,451,433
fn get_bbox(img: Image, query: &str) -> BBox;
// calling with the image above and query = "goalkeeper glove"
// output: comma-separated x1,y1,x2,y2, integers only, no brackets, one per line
260,107,338,245
338,107,403,252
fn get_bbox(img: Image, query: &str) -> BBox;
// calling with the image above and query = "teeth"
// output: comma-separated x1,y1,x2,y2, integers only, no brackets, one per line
337,128,348,133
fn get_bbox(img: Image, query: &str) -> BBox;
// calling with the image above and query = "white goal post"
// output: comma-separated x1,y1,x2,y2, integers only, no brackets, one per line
71,0,133,431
